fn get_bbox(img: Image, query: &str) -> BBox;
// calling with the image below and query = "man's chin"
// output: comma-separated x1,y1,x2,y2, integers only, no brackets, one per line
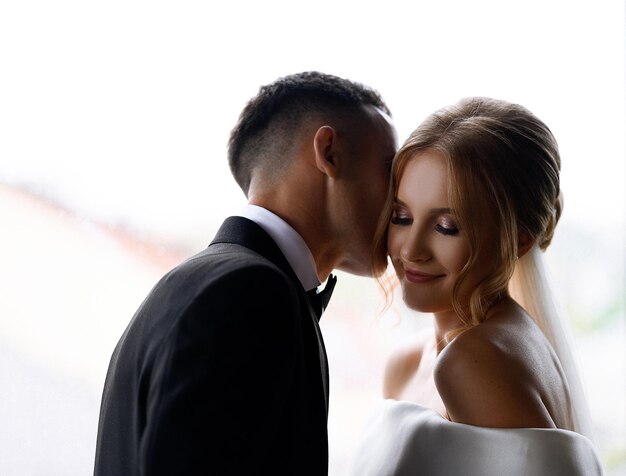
336,256,386,278
336,259,374,278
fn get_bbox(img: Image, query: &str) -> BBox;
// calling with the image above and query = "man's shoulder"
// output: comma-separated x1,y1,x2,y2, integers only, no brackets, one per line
121,243,300,353
153,242,296,304
174,242,283,280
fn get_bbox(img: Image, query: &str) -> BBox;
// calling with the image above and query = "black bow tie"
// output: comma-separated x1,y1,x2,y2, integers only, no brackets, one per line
306,274,337,320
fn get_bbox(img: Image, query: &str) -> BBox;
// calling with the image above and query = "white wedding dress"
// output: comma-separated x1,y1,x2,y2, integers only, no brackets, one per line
349,399,603,476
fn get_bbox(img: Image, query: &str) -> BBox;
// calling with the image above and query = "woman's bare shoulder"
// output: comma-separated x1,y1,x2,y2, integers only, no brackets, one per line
433,319,555,429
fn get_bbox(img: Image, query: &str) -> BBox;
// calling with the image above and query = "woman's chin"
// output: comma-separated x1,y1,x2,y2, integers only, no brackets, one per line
402,295,438,314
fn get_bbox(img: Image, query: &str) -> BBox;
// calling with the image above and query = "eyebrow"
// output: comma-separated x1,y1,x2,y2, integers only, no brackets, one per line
393,198,455,214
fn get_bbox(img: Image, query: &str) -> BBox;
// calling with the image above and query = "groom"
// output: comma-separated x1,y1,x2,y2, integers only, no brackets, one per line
94,71,396,475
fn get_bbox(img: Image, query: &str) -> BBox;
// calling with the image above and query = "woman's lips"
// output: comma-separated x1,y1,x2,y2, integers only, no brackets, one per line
404,269,445,283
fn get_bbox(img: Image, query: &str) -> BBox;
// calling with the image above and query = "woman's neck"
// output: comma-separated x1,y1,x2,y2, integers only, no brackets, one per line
432,309,464,353
432,292,512,353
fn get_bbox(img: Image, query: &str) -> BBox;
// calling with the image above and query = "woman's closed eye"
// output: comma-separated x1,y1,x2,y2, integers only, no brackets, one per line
390,213,412,225
435,217,460,236
435,223,459,236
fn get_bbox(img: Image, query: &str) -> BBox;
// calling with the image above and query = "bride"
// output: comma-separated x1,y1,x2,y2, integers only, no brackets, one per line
351,97,603,475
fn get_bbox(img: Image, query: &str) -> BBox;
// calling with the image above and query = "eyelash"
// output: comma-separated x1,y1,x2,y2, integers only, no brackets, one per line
435,224,460,236
390,214,460,236
390,216,412,225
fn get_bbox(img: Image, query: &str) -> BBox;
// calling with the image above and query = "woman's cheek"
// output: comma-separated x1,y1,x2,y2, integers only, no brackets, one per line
435,239,470,273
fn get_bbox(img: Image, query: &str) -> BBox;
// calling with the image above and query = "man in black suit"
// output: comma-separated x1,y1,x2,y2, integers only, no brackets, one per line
94,71,397,475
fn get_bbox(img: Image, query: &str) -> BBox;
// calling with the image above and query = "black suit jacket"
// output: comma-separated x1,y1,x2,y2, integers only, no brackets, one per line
94,217,329,475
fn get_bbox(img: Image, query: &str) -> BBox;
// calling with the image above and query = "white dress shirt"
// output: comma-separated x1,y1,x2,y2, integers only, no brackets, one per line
239,204,320,292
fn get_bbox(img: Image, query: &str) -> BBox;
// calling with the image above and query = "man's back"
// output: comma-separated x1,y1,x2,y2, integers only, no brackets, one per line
95,220,329,475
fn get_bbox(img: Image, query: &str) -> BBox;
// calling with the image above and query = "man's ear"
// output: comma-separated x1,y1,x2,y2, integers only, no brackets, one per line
313,126,339,178
517,229,536,259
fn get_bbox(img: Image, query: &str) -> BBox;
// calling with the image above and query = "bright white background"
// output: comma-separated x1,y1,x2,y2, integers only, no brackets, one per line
1,1,624,474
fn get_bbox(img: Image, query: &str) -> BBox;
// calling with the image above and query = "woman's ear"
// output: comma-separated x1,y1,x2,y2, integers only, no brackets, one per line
313,126,338,178
517,229,536,259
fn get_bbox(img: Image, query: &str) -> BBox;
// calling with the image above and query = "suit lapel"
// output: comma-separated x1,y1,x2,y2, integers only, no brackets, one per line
209,216,329,416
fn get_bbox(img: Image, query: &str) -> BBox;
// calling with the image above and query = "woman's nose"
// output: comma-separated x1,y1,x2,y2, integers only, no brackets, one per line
400,227,431,263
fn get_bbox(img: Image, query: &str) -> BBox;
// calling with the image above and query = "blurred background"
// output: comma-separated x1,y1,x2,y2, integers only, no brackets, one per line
1,1,624,474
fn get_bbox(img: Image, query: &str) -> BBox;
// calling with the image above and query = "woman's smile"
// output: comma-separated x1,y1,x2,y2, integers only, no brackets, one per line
403,268,445,284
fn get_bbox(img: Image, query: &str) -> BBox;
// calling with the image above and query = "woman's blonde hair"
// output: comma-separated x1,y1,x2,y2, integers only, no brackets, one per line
373,97,562,336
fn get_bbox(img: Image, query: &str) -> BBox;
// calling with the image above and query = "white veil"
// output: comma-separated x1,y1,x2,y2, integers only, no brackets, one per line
509,245,594,440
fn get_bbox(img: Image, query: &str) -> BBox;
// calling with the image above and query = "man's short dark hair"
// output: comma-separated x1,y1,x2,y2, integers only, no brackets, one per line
228,71,391,195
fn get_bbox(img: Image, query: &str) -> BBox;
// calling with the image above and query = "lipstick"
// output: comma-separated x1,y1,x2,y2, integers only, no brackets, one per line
404,269,444,284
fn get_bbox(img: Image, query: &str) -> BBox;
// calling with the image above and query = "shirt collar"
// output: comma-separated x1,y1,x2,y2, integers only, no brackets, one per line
239,204,321,292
